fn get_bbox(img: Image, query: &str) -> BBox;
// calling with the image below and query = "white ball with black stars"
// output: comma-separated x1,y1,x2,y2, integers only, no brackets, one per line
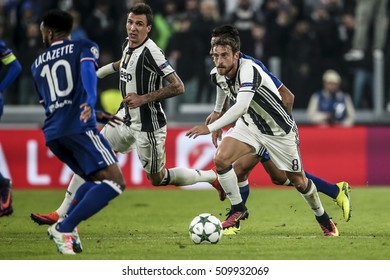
189,213,223,244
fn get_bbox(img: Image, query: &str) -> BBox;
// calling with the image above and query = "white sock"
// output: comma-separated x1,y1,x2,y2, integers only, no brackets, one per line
238,179,249,188
300,180,325,216
283,179,291,186
168,167,216,186
218,168,242,205
56,174,85,217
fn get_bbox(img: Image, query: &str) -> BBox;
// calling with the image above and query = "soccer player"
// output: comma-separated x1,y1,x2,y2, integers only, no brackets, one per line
31,10,126,254
30,3,219,225
207,25,351,235
186,35,339,236
0,39,22,217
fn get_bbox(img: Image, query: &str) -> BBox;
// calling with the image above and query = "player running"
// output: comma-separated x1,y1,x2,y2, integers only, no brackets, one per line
187,34,339,236
31,10,126,254
30,3,219,226
206,25,351,235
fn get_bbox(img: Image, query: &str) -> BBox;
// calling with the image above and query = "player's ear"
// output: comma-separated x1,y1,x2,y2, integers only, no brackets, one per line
48,29,54,41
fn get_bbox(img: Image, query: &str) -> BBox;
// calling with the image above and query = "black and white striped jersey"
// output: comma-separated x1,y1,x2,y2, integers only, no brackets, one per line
118,37,175,132
210,57,295,136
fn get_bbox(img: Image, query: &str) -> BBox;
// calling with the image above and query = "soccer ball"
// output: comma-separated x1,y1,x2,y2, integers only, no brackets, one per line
189,213,223,244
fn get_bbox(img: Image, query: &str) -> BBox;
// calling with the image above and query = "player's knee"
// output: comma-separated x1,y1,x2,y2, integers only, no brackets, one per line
151,179,161,186
214,155,232,170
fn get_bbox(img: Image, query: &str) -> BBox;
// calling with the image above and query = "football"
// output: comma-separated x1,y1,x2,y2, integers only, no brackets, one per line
189,213,223,244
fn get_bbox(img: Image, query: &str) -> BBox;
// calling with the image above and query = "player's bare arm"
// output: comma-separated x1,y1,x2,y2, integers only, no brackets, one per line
95,110,123,127
124,71,184,109
278,85,295,114
205,97,231,147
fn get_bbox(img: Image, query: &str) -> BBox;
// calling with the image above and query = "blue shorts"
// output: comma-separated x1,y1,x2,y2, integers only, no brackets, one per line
259,150,271,163
47,129,117,180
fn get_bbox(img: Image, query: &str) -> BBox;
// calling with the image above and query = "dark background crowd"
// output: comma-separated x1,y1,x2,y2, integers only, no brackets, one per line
1,0,390,111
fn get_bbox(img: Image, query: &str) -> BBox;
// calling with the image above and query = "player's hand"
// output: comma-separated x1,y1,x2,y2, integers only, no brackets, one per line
186,125,211,139
205,111,221,125
124,92,146,109
95,110,123,127
211,129,222,148
80,103,92,123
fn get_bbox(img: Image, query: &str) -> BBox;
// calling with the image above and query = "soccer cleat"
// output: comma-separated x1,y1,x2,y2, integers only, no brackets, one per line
48,223,76,255
223,226,241,235
210,167,226,201
316,215,339,237
0,179,13,217
72,227,83,253
222,208,249,229
334,182,352,222
30,211,59,225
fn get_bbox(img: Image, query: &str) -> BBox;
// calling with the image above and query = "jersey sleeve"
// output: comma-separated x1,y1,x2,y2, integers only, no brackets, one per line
0,40,17,65
238,60,263,94
80,39,99,69
240,53,282,89
147,42,175,78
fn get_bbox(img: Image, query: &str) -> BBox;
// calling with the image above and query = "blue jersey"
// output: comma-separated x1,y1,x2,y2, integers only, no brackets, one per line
0,39,13,65
239,53,283,89
31,39,99,141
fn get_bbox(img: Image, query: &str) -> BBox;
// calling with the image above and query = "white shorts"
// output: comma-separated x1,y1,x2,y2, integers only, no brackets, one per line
101,110,167,174
226,118,303,172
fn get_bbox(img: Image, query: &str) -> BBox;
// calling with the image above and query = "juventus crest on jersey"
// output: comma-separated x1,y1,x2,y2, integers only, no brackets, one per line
118,38,175,132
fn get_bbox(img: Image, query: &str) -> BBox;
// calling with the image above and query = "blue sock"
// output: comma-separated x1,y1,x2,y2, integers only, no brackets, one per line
240,184,250,205
66,181,95,216
234,184,250,228
59,181,121,232
305,172,339,199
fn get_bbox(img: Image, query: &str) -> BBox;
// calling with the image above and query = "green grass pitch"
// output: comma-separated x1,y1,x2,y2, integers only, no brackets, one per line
1,187,389,260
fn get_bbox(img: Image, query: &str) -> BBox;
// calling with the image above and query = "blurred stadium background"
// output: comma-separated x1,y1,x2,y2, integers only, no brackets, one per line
1,0,390,189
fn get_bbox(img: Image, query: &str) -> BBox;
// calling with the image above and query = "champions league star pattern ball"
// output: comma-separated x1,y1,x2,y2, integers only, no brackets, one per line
189,213,223,244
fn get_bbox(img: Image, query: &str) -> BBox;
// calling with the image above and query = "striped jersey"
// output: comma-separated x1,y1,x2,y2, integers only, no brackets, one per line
239,52,282,89
118,37,175,132
31,39,99,141
211,57,295,136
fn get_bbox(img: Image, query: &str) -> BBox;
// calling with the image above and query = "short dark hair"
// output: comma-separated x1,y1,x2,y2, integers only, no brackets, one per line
42,10,73,34
213,36,240,54
212,25,239,39
129,3,154,26
211,24,241,50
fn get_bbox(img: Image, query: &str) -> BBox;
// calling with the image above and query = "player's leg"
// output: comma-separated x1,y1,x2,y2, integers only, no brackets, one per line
214,136,252,229
220,153,258,234
261,154,352,222
31,174,85,225
260,130,338,237
31,116,130,226
306,172,351,222
135,127,217,187
287,171,338,236
0,172,13,217
47,130,126,254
